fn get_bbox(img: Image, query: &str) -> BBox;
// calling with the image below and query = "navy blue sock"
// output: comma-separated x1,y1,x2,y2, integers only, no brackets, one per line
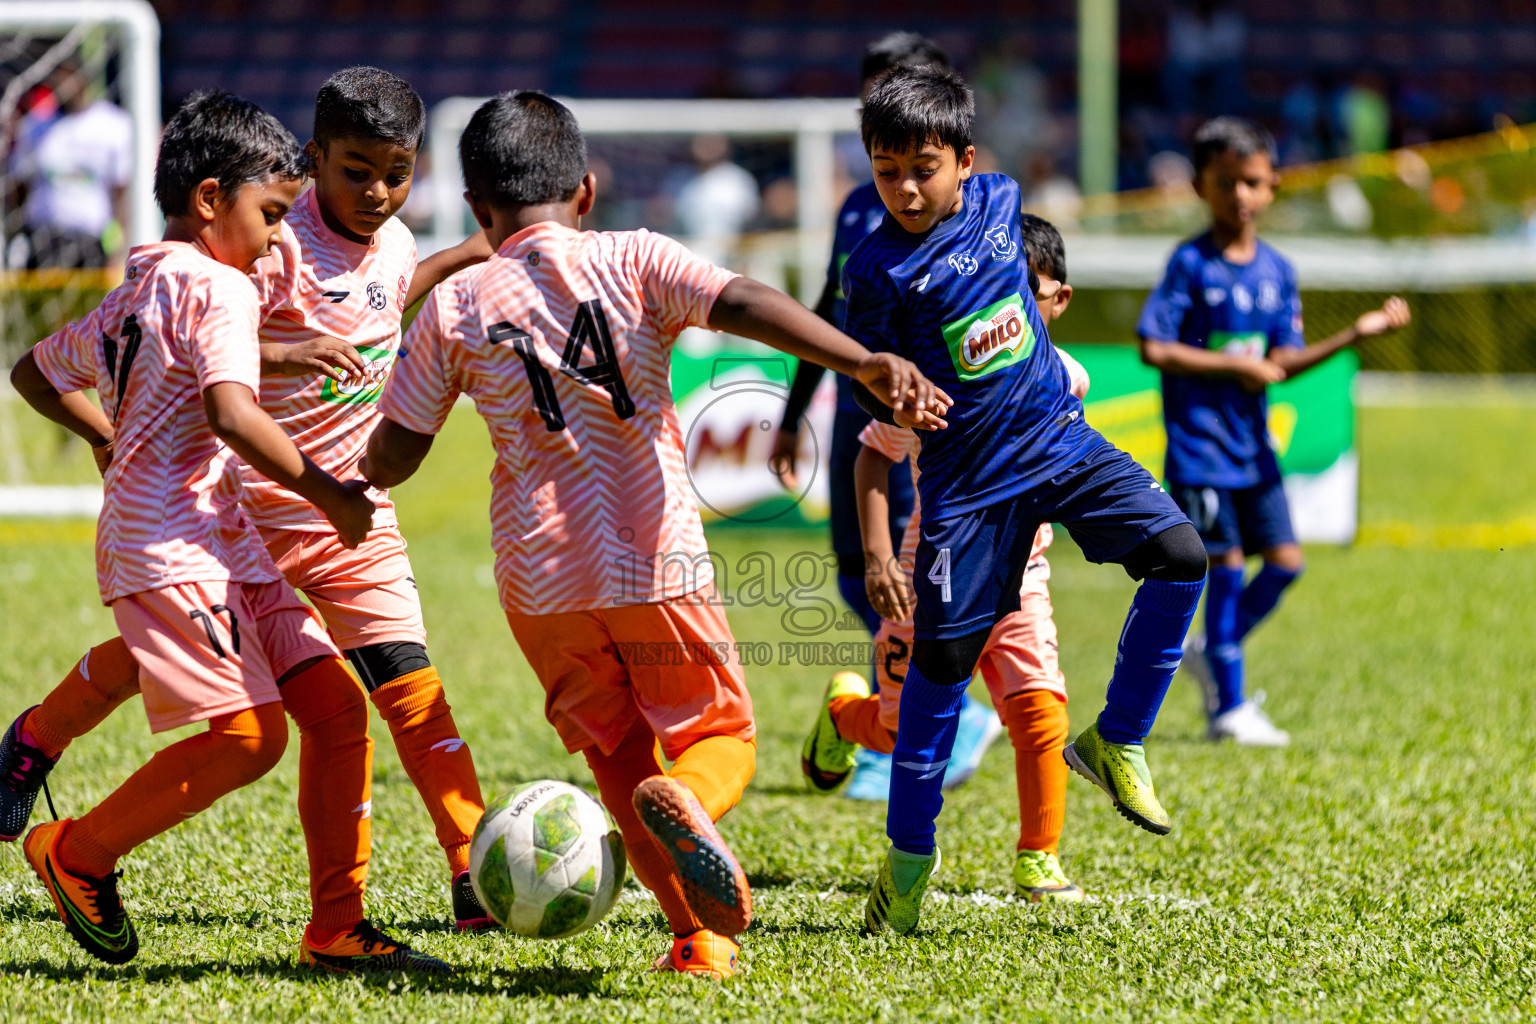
1097,578,1205,744
886,661,968,855
837,570,883,637
1235,563,1301,642
1204,565,1246,716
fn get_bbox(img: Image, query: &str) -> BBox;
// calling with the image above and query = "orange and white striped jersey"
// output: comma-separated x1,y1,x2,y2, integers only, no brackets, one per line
859,346,1091,589
381,222,738,616
243,187,418,532
31,242,281,603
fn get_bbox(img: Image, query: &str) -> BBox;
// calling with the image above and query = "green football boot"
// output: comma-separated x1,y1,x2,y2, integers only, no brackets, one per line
800,671,869,794
1012,849,1083,903
863,845,941,935
1063,722,1171,835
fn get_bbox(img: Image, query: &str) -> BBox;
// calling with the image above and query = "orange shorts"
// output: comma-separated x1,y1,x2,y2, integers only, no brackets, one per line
504,585,755,760
112,579,337,733
874,576,1066,733
261,524,426,650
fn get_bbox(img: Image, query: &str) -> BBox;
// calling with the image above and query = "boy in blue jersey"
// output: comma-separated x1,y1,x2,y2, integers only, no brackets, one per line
843,65,1210,934
776,33,1004,800
1139,117,1409,746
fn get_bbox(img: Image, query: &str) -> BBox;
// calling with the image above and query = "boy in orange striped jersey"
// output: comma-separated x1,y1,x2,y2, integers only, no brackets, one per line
7,91,447,973
363,91,947,977
801,216,1090,901
0,67,498,935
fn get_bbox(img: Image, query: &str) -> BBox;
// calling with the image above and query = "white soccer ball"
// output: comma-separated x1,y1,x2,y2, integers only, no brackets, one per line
468,779,627,938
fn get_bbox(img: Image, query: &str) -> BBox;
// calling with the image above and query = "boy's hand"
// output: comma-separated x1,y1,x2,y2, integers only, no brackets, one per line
769,428,801,490
262,339,367,382
90,440,114,477
865,555,914,623
321,480,377,549
854,352,951,422
893,405,948,431
1355,296,1411,339
1234,358,1286,392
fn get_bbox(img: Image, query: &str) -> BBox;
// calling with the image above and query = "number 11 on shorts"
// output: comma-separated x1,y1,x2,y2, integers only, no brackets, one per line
929,547,952,603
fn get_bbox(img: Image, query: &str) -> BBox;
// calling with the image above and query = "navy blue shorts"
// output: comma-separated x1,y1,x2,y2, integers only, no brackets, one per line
1172,477,1296,556
913,443,1188,640
828,402,914,570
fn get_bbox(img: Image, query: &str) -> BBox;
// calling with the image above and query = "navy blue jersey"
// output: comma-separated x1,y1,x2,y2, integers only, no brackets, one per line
827,182,890,414
841,173,1100,521
1138,234,1305,488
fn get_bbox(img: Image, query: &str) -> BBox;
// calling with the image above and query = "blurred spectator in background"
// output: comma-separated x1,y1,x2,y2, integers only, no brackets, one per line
1022,152,1082,225
1278,79,1327,164
674,133,760,264
973,37,1056,191
1163,0,1248,119
1337,73,1391,155
6,59,133,270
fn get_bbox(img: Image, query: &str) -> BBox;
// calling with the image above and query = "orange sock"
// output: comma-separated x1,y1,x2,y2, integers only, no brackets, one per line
280,658,372,933
669,734,756,822
829,693,897,755
368,666,485,878
584,719,700,935
59,703,287,877
25,636,141,759
1003,690,1069,854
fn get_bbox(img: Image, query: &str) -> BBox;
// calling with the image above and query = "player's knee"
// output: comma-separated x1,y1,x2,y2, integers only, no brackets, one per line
346,641,432,691
911,628,992,687
215,703,289,781
1123,522,1208,583
1265,545,1305,574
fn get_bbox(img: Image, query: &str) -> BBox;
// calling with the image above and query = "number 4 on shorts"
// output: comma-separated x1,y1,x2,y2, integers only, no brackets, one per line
929,547,952,603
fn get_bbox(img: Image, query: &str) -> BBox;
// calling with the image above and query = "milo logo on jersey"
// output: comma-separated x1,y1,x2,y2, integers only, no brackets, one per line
942,292,1036,381
319,344,395,405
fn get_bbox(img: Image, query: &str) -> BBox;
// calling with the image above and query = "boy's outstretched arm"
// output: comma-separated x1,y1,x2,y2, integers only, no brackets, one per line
1268,296,1410,380
1140,337,1286,391
359,417,434,490
203,382,375,548
708,277,949,427
855,443,912,623
406,230,496,309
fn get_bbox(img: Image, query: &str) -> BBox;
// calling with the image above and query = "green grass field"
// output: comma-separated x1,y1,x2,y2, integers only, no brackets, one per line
2,404,1535,1023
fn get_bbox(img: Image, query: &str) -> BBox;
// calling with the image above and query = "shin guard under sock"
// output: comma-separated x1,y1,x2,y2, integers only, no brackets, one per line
281,659,372,933
583,721,700,935
1236,563,1302,642
886,662,968,856
1204,565,1246,716
1003,690,1069,854
27,636,141,759
369,666,485,877
1098,579,1205,744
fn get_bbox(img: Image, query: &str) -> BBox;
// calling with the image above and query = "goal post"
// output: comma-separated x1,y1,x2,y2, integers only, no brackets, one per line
426,96,857,306
0,0,161,252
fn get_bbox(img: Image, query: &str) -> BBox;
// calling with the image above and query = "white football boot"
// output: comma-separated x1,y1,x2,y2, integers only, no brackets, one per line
1207,693,1290,747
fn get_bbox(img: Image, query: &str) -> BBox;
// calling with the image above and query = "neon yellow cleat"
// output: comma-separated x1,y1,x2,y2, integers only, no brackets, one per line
1064,722,1172,835
863,844,940,935
1012,849,1083,902
800,671,869,794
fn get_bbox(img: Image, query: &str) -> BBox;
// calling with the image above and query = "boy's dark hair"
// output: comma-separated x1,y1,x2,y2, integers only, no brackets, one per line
459,91,587,208
1191,116,1277,175
153,90,305,218
1019,213,1067,284
860,32,950,83
861,65,974,159
313,66,426,151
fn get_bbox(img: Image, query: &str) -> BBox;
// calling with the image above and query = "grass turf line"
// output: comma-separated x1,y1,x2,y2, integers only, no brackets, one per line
0,405,1534,1022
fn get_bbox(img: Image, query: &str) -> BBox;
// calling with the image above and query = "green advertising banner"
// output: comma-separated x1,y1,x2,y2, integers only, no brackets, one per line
674,336,1358,544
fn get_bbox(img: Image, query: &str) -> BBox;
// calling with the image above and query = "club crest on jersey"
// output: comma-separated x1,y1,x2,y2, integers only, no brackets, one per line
320,343,394,405
366,281,387,310
397,274,408,310
942,292,1036,380
985,225,1018,262
947,251,979,276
